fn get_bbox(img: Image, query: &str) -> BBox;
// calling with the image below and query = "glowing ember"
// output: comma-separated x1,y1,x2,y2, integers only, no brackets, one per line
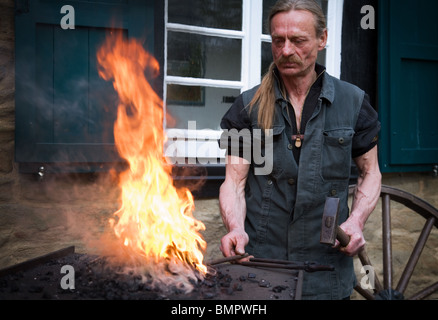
97,33,207,291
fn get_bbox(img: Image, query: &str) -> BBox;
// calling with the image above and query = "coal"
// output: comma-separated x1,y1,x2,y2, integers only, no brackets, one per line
258,279,270,288
0,253,248,300
0,251,303,300
0,253,198,300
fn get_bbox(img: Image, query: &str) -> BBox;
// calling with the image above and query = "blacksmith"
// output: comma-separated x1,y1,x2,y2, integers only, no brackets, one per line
219,0,382,299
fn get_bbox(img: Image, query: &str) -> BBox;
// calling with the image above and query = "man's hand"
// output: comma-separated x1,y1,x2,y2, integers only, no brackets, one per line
220,229,249,258
335,217,366,257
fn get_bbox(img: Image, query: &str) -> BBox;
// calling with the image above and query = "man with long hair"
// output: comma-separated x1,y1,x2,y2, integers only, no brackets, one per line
219,0,381,299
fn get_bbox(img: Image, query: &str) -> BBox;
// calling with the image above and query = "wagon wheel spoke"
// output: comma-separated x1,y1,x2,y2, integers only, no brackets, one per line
382,193,392,290
349,185,438,300
409,281,438,300
354,284,375,300
396,217,436,294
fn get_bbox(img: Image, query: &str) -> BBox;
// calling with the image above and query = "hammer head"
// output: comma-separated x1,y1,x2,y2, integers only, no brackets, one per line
320,197,340,246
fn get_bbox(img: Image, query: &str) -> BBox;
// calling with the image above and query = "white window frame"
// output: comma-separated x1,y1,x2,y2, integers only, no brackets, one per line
163,0,262,103
325,0,344,79
163,0,343,164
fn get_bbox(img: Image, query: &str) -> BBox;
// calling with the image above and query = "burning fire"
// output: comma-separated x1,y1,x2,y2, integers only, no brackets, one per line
97,33,207,291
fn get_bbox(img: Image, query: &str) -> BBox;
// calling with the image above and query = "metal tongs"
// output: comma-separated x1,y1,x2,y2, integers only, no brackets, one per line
207,254,334,273
207,253,250,266
240,258,335,273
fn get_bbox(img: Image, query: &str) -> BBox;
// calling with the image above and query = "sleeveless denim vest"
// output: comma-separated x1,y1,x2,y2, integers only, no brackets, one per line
241,72,364,300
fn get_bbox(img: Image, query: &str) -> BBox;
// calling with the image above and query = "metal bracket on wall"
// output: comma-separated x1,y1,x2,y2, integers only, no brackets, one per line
37,166,45,181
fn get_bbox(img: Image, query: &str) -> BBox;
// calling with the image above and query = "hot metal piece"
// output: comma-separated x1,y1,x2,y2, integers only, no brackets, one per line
207,253,250,266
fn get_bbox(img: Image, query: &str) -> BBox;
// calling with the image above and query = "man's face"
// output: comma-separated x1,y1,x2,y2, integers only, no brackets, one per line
271,9,327,78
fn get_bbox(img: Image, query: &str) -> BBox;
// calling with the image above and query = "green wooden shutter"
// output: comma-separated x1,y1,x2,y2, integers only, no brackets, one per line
15,0,156,173
379,0,438,172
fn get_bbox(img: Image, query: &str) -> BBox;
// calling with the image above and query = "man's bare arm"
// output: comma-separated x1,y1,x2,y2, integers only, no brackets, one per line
339,146,382,256
219,155,250,257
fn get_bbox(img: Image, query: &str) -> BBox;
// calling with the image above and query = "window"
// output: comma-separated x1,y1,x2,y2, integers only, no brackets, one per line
164,0,342,164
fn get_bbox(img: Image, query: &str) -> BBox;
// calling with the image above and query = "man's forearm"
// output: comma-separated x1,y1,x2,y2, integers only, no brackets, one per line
350,146,382,229
219,156,250,232
219,180,246,232
218,156,251,257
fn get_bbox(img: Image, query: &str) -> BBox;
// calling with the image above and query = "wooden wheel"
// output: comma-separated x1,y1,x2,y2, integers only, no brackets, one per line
349,185,438,300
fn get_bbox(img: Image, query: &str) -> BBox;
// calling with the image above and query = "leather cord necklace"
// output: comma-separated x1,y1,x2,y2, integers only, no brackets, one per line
288,94,308,149
287,70,323,149
292,102,305,148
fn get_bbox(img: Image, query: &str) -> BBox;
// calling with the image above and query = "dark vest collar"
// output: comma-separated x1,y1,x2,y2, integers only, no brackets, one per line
273,63,334,104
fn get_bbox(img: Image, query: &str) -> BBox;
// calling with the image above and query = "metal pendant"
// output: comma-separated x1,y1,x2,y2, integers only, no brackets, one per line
295,136,302,148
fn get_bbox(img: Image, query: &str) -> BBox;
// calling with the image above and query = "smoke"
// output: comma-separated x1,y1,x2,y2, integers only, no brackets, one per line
10,62,125,258
7,38,211,296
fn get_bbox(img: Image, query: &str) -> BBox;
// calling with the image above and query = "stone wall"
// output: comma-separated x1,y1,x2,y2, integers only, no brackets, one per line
0,0,15,203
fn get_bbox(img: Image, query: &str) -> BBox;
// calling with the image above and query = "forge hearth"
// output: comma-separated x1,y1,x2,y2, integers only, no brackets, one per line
0,247,303,300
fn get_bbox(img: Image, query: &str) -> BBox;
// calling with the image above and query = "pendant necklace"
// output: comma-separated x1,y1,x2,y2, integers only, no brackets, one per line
286,101,304,149
289,90,309,149
286,103,304,149
292,107,304,148
288,70,322,149
288,98,305,149
294,133,303,148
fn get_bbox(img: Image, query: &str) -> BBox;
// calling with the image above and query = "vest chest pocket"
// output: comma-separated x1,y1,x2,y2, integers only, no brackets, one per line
321,129,354,180
251,123,286,176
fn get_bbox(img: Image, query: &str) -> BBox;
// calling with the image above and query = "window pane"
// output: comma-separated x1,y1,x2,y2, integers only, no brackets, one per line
168,0,243,30
262,0,278,34
316,47,326,67
166,85,240,130
167,84,205,107
261,41,273,76
320,0,328,19
167,32,241,81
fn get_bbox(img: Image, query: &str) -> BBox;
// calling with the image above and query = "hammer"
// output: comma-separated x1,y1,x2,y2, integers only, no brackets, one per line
320,197,383,291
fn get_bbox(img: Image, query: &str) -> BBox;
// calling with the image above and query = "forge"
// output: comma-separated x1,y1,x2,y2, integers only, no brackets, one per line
0,247,304,300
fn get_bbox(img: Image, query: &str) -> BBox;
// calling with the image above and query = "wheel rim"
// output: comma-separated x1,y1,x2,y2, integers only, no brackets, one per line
349,185,438,300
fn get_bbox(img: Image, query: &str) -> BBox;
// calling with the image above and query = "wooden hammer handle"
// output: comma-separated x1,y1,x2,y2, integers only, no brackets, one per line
336,226,373,266
336,226,351,248
337,225,383,292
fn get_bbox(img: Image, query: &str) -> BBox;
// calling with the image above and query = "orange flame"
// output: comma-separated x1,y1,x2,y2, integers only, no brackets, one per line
97,33,207,291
